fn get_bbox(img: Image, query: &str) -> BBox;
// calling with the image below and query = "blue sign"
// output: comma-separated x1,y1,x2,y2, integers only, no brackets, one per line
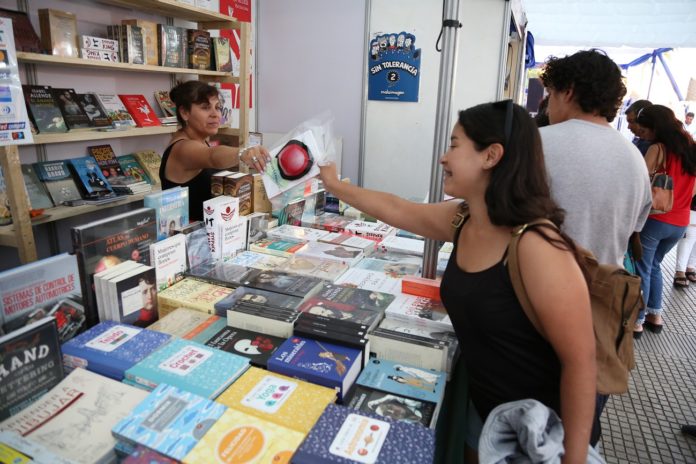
368,32,421,102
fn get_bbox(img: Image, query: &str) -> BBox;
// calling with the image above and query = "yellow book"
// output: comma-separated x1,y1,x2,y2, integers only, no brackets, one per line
147,307,218,338
132,149,162,185
183,408,304,464
216,366,336,434
156,278,233,318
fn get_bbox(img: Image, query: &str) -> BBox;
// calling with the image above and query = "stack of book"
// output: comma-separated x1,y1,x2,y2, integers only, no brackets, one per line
196,324,287,369
93,260,157,327
294,311,370,369
89,144,152,195
277,255,349,281
249,236,308,258
156,277,234,318
226,250,289,271
147,307,221,339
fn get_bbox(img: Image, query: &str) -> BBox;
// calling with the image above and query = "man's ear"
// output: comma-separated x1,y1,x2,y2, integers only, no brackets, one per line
561,86,575,104
484,143,505,169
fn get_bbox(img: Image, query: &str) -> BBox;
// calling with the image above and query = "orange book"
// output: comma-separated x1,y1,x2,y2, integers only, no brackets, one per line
401,275,441,301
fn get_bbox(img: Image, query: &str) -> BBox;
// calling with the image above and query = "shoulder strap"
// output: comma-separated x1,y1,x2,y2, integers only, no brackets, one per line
507,219,558,339
450,202,469,242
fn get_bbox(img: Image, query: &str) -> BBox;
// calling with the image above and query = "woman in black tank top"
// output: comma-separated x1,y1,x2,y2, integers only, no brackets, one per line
318,101,596,463
161,81,271,221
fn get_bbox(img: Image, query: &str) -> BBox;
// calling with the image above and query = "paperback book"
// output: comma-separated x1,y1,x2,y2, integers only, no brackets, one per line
38,8,78,57
22,84,67,133
117,154,153,185
355,257,421,279
357,358,446,406
211,36,232,72
319,232,376,254
384,294,453,332
344,385,435,428
335,268,403,295
156,278,233,318
0,430,74,464
96,93,136,128
68,155,114,199
379,235,425,256
107,264,158,327
149,234,187,291
51,87,91,130
144,187,190,241
249,236,308,258
132,150,162,185
227,251,288,271
185,260,257,289
187,29,211,70
119,94,161,128
154,90,176,117
148,308,219,339
88,143,125,182
75,93,113,128
157,25,187,68
20,164,53,209
200,326,286,368
278,255,349,282
266,224,331,242
241,270,325,298
121,19,158,66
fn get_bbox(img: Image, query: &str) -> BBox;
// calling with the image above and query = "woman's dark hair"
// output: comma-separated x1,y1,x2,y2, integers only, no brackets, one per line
637,104,696,175
169,80,219,127
540,49,626,123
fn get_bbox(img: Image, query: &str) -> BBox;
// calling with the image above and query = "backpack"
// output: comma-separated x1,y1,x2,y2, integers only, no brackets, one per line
507,219,643,395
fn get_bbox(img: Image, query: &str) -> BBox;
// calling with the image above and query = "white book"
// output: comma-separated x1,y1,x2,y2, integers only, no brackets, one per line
220,215,248,260
202,195,239,259
266,224,330,242
150,234,187,291
106,264,149,323
384,294,453,332
278,255,349,282
0,368,148,464
227,251,288,270
318,232,377,254
334,268,402,295
295,240,364,267
94,260,142,323
344,221,397,241
95,93,136,128
378,235,425,257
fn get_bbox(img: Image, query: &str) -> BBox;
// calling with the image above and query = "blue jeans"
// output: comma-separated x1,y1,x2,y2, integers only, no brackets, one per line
635,218,686,324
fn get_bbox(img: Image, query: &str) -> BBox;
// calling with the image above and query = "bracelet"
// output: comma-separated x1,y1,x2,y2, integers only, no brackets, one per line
238,146,252,164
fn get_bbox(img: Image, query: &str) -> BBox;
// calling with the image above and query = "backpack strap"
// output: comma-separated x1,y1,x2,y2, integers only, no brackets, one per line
507,219,558,340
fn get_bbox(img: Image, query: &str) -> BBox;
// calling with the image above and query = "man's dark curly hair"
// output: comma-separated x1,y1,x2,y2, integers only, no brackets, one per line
540,49,626,122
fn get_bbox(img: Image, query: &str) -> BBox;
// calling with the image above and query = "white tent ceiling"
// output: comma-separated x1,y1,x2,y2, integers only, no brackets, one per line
523,0,696,47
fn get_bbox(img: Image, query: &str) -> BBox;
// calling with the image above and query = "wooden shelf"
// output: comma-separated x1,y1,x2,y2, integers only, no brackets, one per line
97,0,241,25
17,52,239,79
30,126,240,145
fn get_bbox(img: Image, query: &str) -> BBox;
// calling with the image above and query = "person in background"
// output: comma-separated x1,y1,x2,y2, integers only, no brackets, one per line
319,101,596,464
673,196,696,287
684,111,695,138
625,99,654,156
538,49,652,447
634,105,696,334
534,95,550,128
162,80,271,221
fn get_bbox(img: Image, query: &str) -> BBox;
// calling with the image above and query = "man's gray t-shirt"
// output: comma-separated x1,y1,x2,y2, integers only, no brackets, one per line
540,119,652,265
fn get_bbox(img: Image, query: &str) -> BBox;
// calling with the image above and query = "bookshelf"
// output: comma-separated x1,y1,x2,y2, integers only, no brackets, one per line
0,0,251,263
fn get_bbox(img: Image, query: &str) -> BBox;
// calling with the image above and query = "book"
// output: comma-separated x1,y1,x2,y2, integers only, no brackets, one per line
296,240,365,266
107,265,158,327
355,257,421,278
401,276,441,301
144,187,190,241
88,143,125,181
119,94,161,127
183,226,213,270
71,207,157,325
187,29,211,70
0,8,42,53
335,268,403,295
156,278,233,319
267,224,331,242
124,338,250,398
211,36,232,72
0,368,149,464
245,211,270,244
0,253,81,333
293,322,370,370
277,198,305,226
304,282,395,312
252,173,273,213
241,270,325,298
147,307,219,339
0,430,74,464
120,24,145,65
185,260,257,289
94,260,143,323
379,235,425,256
153,90,176,117
301,212,353,233
22,84,67,133
267,336,362,401
117,154,153,185
203,195,240,259
149,234,187,291
111,383,227,461
132,150,162,185
215,285,303,313
0,318,64,421
224,172,253,216
122,19,158,66
20,164,53,209
319,232,376,254
344,385,435,428
157,25,187,68
215,366,336,434
345,220,397,241
292,404,436,464
201,325,286,368
182,408,305,464
51,88,91,130
248,236,308,258
278,255,349,282
123,445,177,464
96,93,136,128
367,329,448,373
75,93,113,128
297,296,387,332
38,8,78,57
61,321,171,380
384,294,453,332
228,251,288,271
68,155,113,199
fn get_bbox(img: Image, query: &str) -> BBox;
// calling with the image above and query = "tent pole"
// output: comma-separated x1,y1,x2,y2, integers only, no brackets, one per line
422,0,461,279
646,53,657,100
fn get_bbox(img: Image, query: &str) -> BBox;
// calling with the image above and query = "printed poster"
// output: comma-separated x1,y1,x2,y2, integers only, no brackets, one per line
368,32,421,102
0,18,33,144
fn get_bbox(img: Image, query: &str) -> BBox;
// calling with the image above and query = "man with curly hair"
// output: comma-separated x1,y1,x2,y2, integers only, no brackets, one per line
539,49,652,448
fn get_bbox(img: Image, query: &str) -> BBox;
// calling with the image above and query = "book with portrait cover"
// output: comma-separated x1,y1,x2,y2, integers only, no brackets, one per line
108,265,158,327
144,187,190,241
75,92,113,128
0,318,63,421
292,404,436,464
51,87,91,130
214,285,303,314
0,368,149,464
303,282,394,312
241,270,325,298
71,207,157,325
68,155,113,199
33,160,82,205
200,326,285,368
119,94,161,128
22,85,67,134
111,383,227,461
267,336,362,401
20,164,53,209
215,366,336,435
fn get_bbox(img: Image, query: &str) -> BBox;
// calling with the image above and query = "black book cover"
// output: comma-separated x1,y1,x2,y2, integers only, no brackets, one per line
22,85,67,133
71,207,157,327
185,261,257,289
241,270,325,298
51,88,91,130
214,286,303,315
307,282,395,311
296,312,369,333
0,317,64,421
344,385,435,427
75,93,112,128
202,326,285,368
33,160,83,205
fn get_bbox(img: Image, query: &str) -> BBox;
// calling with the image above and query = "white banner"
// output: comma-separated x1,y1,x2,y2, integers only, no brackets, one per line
0,17,33,145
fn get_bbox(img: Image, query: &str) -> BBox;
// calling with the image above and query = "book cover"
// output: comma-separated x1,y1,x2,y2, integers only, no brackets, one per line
401,276,441,301
278,256,349,282
201,326,285,368
357,358,446,405
215,285,303,313
37,8,78,57
119,94,161,128
20,164,53,209
211,170,232,196
183,408,304,464
187,29,211,70
157,25,187,68
335,268,403,295
182,315,225,342
267,336,362,401
122,19,158,66
157,278,233,318
95,260,142,323
212,36,232,72
61,321,171,380
378,317,457,345
203,196,239,259
33,160,82,206
384,294,453,332
51,88,91,130
185,260,257,289
304,282,395,312
217,366,336,434
132,150,162,185
149,234,187,291
345,221,397,241
123,445,177,464
124,338,249,398
0,430,74,464
296,241,365,266
367,330,448,374
96,93,136,128
242,270,325,298
154,90,176,117
71,207,157,325
267,224,330,242
219,215,248,260
148,308,218,339
379,235,425,257
68,155,113,199
277,198,305,226
301,212,353,233
75,93,113,128
0,368,149,464
22,85,67,133
0,8,43,53
344,385,435,428
0,318,64,421
0,253,81,333
112,383,227,461
292,404,436,464
180,227,209,271
223,172,253,215
88,143,125,183
228,251,288,271
248,237,308,258
246,212,270,244
117,154,153,185
144,187,190,241
121,24,145,65
319,232,377,254
110,265,158,327
252,173,273,213
354,257,421,279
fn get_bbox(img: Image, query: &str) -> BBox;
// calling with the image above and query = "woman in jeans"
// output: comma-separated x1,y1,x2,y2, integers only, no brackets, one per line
673,196,696,287
634,105,696,337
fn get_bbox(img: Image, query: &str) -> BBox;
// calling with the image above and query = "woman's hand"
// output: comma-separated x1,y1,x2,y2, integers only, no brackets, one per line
241,145,271,172
319,162,339,190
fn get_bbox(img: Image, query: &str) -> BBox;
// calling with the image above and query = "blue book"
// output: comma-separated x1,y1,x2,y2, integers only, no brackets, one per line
357,358,446,404
292,404,435,463
144,187,190,241
124,338,250,399
111,383,227,461
267,336,362,401
68,156,113,198
61,321,171,380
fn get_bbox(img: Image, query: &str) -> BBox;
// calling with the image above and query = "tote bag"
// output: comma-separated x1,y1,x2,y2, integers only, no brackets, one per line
650,144,674,214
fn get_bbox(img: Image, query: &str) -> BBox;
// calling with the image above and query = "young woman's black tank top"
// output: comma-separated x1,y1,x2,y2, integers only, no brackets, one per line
159,139,215,221
439,216,562,420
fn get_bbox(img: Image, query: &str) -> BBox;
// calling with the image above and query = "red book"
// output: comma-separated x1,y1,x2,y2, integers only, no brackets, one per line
117,94,161,127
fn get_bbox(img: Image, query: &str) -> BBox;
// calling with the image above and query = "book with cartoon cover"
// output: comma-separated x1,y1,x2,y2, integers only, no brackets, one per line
344,385,435,428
